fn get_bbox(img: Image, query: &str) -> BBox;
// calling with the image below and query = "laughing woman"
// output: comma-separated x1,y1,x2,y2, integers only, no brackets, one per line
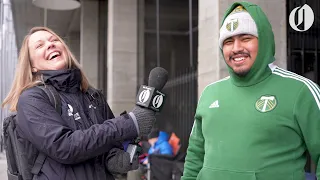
2,27,156,180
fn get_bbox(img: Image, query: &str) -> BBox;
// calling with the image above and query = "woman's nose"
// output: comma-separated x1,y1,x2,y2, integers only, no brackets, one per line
47,42,55,50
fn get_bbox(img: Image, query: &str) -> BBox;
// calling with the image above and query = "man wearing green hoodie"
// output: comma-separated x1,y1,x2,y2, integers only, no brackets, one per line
182,2,320,180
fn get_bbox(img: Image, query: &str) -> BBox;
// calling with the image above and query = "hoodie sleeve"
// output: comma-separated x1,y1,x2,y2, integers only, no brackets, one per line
181,113,205,180
293,84,320,178
16,87,138,165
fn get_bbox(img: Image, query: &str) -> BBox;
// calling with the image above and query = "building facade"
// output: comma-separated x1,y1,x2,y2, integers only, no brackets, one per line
1,1,319,168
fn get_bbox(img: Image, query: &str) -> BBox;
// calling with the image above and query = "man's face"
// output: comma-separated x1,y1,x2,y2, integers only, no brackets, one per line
222,34,258,76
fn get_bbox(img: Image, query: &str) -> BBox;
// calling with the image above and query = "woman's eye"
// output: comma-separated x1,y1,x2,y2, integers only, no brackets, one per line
36,44,43,49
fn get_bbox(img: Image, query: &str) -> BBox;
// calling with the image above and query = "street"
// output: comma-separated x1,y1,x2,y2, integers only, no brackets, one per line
0,152,7,180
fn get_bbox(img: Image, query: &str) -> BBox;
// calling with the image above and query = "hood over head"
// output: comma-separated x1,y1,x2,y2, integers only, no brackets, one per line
219,1,275,86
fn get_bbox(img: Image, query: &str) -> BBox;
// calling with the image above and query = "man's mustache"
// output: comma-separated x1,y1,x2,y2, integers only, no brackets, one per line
229,52,251,61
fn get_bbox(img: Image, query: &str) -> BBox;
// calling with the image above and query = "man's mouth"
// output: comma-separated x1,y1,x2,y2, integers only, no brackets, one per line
229,53,250,63
233,57,245,61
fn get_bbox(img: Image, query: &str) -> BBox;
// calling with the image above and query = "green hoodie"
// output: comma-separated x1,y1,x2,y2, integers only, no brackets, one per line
182,1,320,180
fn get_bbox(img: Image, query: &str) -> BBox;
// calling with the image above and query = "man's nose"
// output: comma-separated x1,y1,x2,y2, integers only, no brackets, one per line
232,39,244,53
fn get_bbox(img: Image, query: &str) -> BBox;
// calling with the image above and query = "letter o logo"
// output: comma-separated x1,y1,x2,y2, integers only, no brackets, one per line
139,90,150,103
152,95,164,109
289,4,314,32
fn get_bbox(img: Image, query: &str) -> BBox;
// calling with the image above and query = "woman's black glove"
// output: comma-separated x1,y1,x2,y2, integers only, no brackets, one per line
130,106,156,136
106,148,139,174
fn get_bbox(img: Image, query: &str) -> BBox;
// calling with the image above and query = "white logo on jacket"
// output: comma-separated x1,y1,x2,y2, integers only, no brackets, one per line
67,104,81,121
209,100,219,108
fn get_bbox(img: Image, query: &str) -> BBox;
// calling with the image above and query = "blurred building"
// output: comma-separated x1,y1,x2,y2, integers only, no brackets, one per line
0,0,319,161
0,0,18,145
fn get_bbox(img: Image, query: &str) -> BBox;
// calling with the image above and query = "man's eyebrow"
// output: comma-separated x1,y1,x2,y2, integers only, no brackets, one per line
239,34,253,38
225,37,233,41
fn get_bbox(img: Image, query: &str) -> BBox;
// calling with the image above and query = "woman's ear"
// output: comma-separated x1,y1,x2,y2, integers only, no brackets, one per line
32,67,38,73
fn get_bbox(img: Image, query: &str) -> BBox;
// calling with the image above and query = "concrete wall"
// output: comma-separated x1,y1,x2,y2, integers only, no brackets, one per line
80,0,99,88
137,0,145,86
198,0,222,96
66,32,80,61
107,0,138,115
198,0,287,97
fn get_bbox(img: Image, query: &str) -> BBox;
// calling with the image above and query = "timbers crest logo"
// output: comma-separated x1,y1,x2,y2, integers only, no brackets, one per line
226,19,239,32
255,95,277,112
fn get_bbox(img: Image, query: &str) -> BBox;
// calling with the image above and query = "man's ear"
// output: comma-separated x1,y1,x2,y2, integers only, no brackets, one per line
32,67,38,73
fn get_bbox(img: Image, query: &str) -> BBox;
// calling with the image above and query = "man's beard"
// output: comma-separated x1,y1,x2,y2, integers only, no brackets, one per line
229,52,251,77
234,68,250,77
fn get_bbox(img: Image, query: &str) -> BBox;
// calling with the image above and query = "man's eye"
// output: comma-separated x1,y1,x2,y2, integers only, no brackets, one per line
224,40,233,45
52,39,59,42
242,36,253,41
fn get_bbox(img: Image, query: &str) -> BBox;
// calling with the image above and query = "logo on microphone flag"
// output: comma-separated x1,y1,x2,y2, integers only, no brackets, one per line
139,89,151,103
152,94,164,108
136,85,166,112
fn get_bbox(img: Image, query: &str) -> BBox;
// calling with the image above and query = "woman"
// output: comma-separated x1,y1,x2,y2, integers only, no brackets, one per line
2,27,155,180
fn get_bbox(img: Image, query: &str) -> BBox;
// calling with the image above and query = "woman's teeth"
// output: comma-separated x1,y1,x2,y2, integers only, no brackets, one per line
49,52,60,60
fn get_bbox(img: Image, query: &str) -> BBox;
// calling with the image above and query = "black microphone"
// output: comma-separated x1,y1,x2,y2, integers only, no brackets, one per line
136,67,168,112
126,67,168,163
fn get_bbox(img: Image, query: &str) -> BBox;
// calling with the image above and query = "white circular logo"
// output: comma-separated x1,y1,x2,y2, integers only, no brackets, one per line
138,90,150,103
152,95,164,109
289,4,314,32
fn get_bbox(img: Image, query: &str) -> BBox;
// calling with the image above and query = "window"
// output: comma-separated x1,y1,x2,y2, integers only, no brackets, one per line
141,0,198,152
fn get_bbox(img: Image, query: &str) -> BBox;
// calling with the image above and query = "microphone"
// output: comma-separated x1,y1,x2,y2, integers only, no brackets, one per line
136,67,169,112
126,67,169,163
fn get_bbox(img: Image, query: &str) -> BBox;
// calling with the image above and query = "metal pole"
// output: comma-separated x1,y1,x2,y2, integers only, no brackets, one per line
44,8,47,27
0,0,3,122
189,0,193,68
316,0,319,85
156,0,160,66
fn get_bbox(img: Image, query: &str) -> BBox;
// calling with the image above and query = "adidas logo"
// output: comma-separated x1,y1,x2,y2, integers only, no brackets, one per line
209,100,219,108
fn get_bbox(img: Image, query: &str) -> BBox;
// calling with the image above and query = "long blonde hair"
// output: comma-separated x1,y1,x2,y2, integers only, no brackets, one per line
2,26,89,112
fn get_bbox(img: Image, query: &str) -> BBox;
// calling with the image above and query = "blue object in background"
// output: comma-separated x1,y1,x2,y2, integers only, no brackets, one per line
305,173,316,180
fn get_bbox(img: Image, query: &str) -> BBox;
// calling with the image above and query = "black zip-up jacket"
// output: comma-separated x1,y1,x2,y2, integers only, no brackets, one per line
16,69,138,180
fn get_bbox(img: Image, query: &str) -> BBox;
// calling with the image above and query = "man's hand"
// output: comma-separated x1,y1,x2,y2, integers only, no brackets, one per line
106,148,139,174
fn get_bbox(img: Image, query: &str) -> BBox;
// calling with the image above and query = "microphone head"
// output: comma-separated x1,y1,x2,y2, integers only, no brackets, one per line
148,67,168,90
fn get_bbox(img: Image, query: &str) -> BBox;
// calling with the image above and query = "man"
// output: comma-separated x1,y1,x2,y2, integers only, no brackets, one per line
182,2,320,180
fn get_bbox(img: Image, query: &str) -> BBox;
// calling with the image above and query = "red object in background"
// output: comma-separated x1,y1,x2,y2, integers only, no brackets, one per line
139,153,148,163
169,132,181,156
